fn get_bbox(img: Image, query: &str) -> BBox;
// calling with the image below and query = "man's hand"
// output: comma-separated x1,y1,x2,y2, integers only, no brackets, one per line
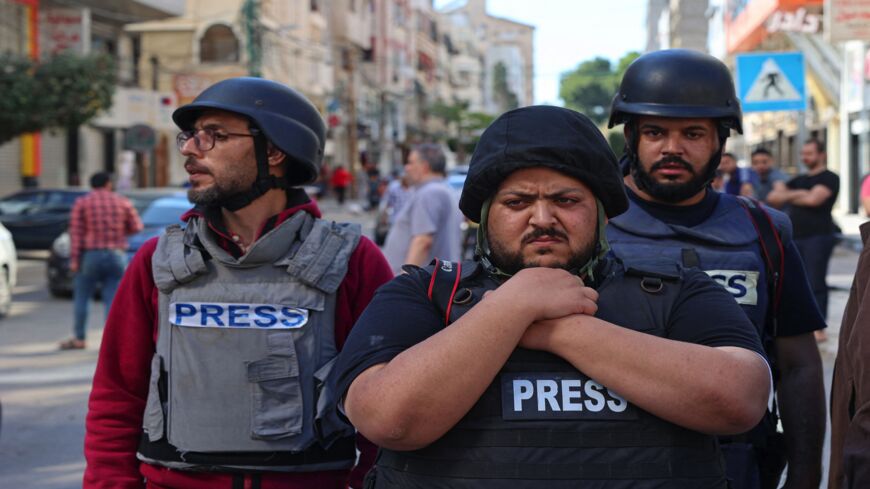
70,261,79,274
499,268,598,323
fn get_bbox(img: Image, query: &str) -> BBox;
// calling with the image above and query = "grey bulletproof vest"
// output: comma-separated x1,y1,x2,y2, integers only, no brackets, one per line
139,211,360,471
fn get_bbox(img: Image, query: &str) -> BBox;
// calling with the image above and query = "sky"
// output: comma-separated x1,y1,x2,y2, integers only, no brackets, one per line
435,0,649,106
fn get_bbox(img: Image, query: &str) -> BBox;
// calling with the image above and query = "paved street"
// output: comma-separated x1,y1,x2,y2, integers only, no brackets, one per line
0,200,861,488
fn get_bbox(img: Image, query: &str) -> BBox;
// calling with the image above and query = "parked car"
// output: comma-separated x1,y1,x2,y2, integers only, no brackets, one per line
0,221,18,318
0,188,88,250
47,192,191,298
123,195,193,262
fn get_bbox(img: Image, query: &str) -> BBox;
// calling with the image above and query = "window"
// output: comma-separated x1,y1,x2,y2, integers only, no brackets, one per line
199,24,239,63
311,0,320,12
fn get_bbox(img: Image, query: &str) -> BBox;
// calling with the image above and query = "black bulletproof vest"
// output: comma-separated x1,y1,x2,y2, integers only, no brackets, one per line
368,259,727,489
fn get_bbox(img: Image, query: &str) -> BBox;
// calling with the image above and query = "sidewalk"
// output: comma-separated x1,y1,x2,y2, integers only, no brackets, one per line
819,241,860,360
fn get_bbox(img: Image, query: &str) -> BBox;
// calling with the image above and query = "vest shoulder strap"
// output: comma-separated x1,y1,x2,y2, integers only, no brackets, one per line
281,220,362,294
425,258,463,326
152,224,209,293
736,196,785,320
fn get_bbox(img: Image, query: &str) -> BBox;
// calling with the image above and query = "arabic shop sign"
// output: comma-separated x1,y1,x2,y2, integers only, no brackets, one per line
767,8,821,34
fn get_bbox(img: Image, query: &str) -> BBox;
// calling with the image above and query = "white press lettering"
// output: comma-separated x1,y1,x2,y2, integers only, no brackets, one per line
606,389,629,412
584,380,606,412
537,380,560,411
561,379,583,411
513,379,534,411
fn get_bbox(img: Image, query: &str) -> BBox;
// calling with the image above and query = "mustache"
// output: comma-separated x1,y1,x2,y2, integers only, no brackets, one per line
651,156,694,174
184,158,211,174
522,227,568,244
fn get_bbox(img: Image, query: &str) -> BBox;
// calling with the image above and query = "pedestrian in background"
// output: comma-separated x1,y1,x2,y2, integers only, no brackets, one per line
768,138,840,340
829,221,870,489
331,164,351,204
374,170,412,246
720,151,757,197
750,148,788,203
83,77,393,488
860,173,870,216
606,49,826,489
382,143,461,274
60,171,142,350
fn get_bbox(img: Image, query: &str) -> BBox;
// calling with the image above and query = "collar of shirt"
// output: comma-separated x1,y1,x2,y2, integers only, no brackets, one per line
627,186,720,228
180,188,321,258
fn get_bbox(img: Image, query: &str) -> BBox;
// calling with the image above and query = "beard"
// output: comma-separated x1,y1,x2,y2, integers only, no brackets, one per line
630,155,716,203
185,158,256,206
488,226,597,276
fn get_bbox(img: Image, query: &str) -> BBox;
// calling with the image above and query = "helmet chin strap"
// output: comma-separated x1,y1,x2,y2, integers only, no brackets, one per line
220,131,290,212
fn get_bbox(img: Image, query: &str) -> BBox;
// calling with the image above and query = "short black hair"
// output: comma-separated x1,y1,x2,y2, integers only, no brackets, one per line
722,152,737,160
751,148,772,158
90,172,112,189
804,138,825,153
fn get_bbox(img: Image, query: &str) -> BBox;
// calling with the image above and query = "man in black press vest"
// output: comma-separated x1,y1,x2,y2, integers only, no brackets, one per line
328,105,772,488
606,49,827,489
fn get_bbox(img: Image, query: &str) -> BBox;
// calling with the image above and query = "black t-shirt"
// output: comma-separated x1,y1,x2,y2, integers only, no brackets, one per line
331,261,765,403
786,170,840,238
626,188,825,337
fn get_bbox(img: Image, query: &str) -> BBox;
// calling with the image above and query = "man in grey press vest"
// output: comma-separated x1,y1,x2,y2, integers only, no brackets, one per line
83,77,393,488
606,49,826,489
329,105,771,488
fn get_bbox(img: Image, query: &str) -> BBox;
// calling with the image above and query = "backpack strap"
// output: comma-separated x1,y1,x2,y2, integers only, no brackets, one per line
737,196,786,432
425,258,463,326
737,196,785,333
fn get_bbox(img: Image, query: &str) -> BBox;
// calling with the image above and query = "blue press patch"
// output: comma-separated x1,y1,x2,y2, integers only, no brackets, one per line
170,302,309,329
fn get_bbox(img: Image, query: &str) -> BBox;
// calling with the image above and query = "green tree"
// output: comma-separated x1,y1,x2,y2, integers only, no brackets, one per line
430,99,495,162
559,52,640,125
492,62,519,113
0,53,117,145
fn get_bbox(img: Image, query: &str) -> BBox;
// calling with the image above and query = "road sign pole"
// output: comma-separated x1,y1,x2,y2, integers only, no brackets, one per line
798,111,807,172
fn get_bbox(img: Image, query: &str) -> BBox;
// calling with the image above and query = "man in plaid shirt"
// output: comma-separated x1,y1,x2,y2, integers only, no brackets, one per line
60,172,142,350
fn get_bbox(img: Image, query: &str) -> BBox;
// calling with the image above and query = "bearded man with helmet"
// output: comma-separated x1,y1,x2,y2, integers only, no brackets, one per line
606,49,826,489
83,77,393,488
328,105,771,488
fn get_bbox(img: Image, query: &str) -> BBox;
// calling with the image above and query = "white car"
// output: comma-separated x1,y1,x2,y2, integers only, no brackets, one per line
0,221,17,318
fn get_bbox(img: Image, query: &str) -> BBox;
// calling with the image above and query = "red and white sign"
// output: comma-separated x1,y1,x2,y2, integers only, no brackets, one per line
826,0,870,42
39,7,90,58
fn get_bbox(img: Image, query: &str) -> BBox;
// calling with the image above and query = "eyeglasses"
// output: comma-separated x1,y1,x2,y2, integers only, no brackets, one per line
176,127,258,152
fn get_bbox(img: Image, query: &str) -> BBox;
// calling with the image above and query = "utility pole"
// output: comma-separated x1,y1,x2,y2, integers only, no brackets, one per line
346,45,359,198
243,0,262,77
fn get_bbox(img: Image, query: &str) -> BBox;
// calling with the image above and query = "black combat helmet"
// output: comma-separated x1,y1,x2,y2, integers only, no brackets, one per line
608,49,743,135
460,105,628,223
173,77,326,209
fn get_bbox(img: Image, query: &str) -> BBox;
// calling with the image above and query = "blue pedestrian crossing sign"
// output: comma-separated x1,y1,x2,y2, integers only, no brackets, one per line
736,52,806,113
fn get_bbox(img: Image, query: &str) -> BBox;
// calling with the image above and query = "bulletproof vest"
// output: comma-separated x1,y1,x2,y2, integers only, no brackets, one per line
137,211,360,472
606,194,791,339
371,259,727,489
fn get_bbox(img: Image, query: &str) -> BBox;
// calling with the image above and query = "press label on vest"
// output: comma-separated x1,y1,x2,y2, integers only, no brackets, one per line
170,302,309,329
705,270,759,305
501,372,636,420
